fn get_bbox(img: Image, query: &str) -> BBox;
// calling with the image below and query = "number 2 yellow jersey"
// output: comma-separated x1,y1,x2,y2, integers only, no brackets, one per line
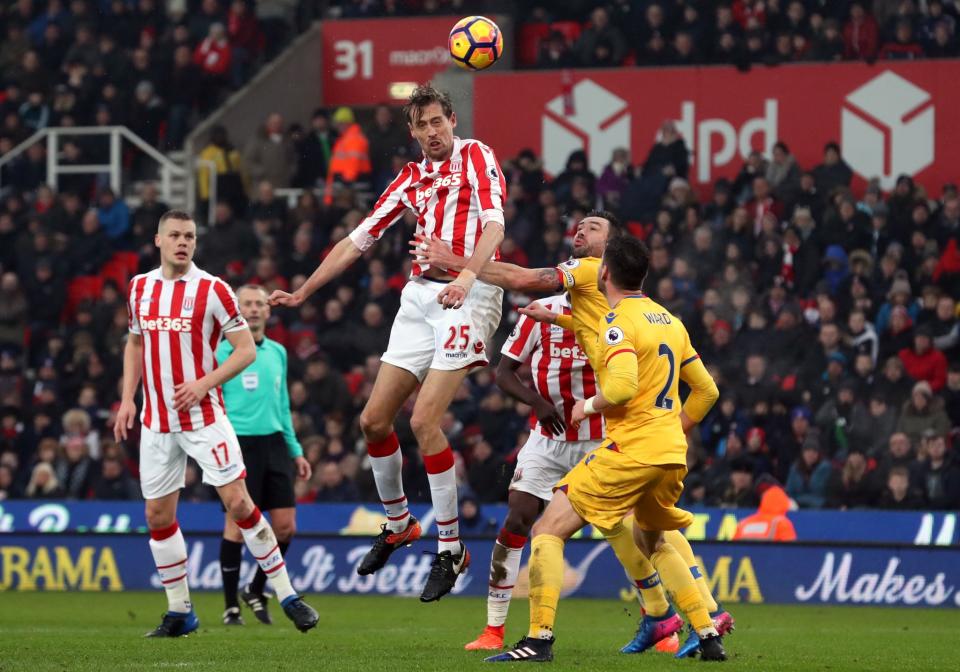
595,294,705,466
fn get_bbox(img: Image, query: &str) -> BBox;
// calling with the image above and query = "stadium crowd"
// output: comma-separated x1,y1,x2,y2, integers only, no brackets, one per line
1,94,959,513
0,0,294,152
0,0,958,516
328,0,960,66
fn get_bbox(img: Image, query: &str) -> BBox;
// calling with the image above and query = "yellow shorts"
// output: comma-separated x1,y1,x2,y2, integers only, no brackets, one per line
556,443,693,532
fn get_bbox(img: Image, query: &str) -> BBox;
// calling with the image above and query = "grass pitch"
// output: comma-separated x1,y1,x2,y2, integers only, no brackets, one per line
0,592,957,671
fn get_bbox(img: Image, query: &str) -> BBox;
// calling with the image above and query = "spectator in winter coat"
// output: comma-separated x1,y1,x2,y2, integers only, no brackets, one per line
765,141,801,203
576,7,627,67
843,1,880,60
25,462,64,498
96,188,130,243
193,23,232,86
826,449,876,509
879,20,925,60
847,309,879,365
244,112,297,189
855,393,900,458
917,432,960,510
877,466,924,509
93,455,140,500
786,432,833,508
933,231,960,297
944,362,960,428
227,0,264,87
899,327,948,391
812,142,853,197
896,381,952,447
69,210,112,276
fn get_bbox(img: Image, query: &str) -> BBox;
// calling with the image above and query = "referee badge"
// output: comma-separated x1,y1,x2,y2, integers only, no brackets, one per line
242,372,259,391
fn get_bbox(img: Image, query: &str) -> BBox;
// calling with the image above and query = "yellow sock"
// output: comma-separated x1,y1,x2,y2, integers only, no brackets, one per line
651,542,716,636
527,534,564,640
664,529,718,614
604,520,671,617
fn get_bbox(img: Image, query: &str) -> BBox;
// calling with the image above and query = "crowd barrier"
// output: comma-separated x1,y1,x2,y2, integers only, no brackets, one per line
2,502,957,606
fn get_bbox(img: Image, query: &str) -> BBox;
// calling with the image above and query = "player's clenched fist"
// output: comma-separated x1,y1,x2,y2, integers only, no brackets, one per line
268,290,305,307
113,399,137,441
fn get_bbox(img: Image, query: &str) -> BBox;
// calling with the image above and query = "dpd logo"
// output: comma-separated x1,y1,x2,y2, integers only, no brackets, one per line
841,71,934,191
541,79,630,179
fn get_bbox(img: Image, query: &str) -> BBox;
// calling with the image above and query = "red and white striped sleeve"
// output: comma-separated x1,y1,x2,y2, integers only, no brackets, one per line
127,277,142,334
210,280,247,333
500,313,540,363
348,164,415,252
467,141,506,229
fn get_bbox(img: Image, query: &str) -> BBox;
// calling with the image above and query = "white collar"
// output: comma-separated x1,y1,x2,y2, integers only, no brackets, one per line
151,262,202,282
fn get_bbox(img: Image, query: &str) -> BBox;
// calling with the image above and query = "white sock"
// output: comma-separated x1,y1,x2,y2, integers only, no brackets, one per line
487,528,527,627
368,433,408,532
425,446,460,554
237,507,296,603
149,521,192,614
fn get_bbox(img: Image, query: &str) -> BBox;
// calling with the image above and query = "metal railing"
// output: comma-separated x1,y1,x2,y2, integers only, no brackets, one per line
0,126,186,205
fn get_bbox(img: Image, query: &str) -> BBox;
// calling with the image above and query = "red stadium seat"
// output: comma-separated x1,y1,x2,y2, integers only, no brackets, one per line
117,251,140,277
100,254,130,290
64,275,104,321
550,20,583,46
518,22,551,66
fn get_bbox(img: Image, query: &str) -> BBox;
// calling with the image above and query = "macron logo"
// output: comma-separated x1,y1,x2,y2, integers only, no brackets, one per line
841,71,934,191
542,79,630,177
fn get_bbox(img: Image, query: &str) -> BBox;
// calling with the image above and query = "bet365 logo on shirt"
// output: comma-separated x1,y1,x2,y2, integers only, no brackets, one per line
415,174,463,206
139,316,193,332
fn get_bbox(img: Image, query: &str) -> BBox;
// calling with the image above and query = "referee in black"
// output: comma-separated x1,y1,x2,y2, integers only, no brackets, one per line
217,285,312,625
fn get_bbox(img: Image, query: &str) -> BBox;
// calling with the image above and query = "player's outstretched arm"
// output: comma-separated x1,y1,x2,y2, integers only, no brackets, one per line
411,233,563,294
678,356,719,434
172,328,256,412
269,237,363,308
114,333,143,441
495,356,566,436
437,223,505,309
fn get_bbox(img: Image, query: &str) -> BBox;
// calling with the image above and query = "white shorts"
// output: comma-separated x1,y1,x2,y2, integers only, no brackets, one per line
381,277,504,381
139,414,246,499
509,432,601,502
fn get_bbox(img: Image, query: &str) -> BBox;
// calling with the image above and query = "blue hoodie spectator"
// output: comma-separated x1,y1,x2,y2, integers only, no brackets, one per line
96,188,130,242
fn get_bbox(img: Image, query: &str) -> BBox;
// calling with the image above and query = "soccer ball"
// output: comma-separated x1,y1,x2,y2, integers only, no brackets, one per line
448,16,503,71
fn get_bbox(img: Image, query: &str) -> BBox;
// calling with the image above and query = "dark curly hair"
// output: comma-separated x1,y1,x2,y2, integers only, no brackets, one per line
402,84,454,125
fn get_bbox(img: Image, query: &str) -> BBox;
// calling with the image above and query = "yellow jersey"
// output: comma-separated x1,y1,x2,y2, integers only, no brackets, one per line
594,293,717,466
555,256,608,372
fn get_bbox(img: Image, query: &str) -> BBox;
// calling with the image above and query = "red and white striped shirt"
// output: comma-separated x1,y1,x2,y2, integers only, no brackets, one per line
348,136,506,277
127,264,247,433
501,295,604,442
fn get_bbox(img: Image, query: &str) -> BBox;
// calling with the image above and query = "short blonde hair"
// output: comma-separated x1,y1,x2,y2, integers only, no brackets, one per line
62,408,92,434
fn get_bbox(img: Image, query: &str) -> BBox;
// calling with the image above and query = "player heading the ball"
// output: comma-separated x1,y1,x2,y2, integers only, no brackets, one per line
269,84,506,604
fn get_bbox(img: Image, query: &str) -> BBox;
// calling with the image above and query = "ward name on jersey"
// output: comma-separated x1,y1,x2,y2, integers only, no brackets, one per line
597,293,714,466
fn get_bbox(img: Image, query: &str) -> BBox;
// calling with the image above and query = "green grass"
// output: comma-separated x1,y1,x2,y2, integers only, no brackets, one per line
0,592,957,671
